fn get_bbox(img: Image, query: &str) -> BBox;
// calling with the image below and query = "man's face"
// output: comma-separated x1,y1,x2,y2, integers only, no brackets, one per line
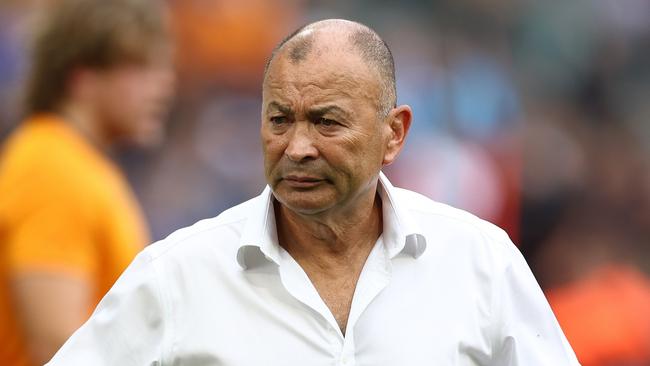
92,57,175,147
261,46,390,215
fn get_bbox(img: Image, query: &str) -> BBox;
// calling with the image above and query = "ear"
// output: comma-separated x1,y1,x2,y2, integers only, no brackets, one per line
382,104,412,166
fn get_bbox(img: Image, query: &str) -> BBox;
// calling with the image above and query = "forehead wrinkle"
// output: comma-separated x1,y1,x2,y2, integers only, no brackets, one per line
271,39,375,83
266,72,374,102
265,96,357,120
264,53,381,113
265,80,357,105
308,105,349,117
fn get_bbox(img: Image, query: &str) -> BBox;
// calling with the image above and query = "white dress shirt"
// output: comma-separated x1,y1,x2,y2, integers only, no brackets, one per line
48,173,579,365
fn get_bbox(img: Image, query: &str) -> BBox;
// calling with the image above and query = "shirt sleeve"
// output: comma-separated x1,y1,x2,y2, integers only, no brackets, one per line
490,240,581,365
46,249,168,365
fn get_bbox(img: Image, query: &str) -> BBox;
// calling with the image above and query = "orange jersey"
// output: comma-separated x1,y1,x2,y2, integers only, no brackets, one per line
0,114,149,366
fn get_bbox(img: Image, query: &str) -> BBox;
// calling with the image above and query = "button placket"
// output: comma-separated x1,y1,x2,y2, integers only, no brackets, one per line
338,328,356,366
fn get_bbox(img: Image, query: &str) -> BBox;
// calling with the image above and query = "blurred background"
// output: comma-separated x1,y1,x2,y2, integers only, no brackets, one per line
1,0,649,365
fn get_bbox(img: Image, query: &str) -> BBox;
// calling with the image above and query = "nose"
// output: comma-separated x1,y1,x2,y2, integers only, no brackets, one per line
285,122,319,162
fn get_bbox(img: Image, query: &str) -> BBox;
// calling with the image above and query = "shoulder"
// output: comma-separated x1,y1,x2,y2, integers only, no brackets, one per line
391,186,515,272
142,195,259,264
0,118,123,213
392,187,526,315
1,119,99,189
393,187,511,244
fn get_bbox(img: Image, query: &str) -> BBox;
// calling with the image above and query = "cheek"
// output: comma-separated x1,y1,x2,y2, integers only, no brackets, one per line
261,131,286,167
99,87,153,139
339,128,380,159
99,79,141,117
261,130,281,154
95,86,128,120
112,73,163,110
339,131,386,173
121,83,152,112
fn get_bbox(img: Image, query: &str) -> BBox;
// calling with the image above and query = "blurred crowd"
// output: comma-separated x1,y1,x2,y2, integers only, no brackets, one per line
1,0,649,365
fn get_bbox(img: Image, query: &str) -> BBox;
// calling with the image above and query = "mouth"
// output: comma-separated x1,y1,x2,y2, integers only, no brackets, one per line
282,175,325,188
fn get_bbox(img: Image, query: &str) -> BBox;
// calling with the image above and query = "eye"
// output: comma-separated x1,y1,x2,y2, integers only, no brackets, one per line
316,118,337,127
270,116,288,125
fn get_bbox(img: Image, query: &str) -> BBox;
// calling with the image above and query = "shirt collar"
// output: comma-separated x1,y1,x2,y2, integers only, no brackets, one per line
376,172,427,259
236,172,427,269
237,185,281,269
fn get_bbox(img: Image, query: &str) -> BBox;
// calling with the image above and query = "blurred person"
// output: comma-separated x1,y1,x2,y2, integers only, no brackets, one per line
538,207,650,366
0,0,174,365
549,266,650,366
48,19,576,365
529,124,650,366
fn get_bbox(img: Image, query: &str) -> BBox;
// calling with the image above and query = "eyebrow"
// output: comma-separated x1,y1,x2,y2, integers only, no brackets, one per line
266,101,293,115
265,102,351,120
307,105,350,119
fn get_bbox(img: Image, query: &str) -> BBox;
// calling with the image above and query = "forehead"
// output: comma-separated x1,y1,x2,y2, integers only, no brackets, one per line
263,46,380,106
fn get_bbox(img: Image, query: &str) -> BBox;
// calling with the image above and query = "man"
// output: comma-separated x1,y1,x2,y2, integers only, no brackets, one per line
47,19,578,365
0,1,174,365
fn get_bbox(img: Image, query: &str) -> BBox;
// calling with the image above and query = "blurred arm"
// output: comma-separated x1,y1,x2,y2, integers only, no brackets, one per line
46,250,167,365
12,273,91,365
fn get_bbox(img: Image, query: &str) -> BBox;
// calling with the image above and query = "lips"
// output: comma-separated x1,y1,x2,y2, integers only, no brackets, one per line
283,175,325,188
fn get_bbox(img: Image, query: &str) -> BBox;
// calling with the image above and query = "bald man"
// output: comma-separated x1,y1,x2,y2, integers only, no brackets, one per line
47,20,579,366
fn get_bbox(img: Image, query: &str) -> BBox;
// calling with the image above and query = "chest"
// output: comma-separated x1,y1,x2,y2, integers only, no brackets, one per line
309,270,359,334
164,252,493,366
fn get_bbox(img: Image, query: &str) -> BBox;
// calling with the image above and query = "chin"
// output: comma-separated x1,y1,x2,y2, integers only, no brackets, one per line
273,191,335,216
284,202,331,216
128,123,165,147
135,132,164,147
114,132,162,149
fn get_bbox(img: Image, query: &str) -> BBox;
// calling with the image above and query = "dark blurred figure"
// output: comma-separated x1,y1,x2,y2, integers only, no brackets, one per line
522,119,650,366
542,208,650,366
0,0,174,365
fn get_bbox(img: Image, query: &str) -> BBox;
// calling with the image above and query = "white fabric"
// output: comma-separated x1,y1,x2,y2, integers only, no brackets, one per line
47,172,579,365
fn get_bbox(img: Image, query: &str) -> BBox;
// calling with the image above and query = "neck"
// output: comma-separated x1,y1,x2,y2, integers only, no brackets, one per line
57,102,111,151
275,184,383,270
